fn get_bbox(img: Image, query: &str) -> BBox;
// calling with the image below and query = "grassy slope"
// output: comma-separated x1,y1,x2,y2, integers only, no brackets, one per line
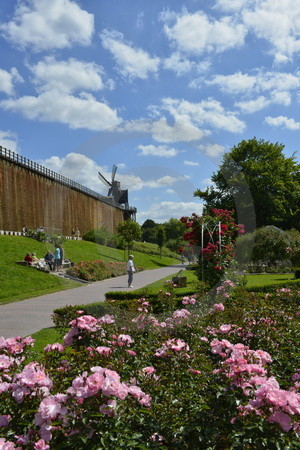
0,236,179,304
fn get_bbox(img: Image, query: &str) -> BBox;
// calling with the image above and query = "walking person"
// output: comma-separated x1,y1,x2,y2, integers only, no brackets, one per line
126,255,135,288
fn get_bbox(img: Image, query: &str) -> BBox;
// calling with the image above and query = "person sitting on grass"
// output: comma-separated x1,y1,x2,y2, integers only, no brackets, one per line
24,253,33,265
31,253,46,269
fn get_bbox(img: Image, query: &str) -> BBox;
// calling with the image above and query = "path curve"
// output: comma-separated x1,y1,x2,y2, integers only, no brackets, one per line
0,264,184,338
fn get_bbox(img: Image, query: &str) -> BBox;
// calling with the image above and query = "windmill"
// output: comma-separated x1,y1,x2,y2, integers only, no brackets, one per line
98,165,129,207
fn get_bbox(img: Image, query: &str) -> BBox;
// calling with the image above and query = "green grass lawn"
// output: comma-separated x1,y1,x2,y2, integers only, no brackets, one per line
0,236,179,304
245,273,296,288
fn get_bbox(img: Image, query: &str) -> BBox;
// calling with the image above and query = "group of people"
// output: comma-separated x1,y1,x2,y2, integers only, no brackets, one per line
24,245,64,272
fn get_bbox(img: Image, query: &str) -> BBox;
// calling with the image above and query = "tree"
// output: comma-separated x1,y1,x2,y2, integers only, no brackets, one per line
194,138,300,231
116,220,142,257
141,219,158,243
156,225,166,257
164,218,186,241
235,226,292,267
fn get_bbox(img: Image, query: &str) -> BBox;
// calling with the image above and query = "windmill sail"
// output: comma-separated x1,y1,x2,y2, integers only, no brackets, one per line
98,171,111,188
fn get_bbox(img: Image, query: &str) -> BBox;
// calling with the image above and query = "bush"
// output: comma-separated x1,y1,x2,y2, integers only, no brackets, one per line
27,229,65,245
82,227,112,245
66,259,128,282
294,269,300,279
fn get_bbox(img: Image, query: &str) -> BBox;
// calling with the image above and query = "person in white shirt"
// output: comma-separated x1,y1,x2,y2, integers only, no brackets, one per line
126,255,135,288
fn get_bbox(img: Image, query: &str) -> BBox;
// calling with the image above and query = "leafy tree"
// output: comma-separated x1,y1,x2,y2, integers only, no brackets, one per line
235,226,292,267
141,219,157,229
156,225,166,258
141,219,158,243
164,218,186,241
116,220,142,257
194,138,300,230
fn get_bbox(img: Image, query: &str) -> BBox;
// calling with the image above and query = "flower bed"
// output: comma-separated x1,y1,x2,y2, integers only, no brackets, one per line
66,259,128,282
0,284,299,448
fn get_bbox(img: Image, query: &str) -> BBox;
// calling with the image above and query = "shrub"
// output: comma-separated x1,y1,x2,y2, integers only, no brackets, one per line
66,259,128,282
294,269,300,279
82,227,112,245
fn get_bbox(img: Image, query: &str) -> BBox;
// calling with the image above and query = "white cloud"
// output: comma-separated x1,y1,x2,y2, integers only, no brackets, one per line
184,160,199,166
243,0,300,62
161,97,245,133
121,96,245,143
166,189,175,194
137,201,203,223
208,70,299,112
30,57,105,93
271,90,291,106
151,117,207,143
121,117,207,143
0,67,23,95
161,10,246,55
163,52,195,75
215,0,254,12
207,72,256,94
208,70,300,95
265,115,300,130
197,143,225,158
100,29,160,80
235,95,270,113
137,144,179,157
1,91,121,131
0,130,19,152
0,0,94,52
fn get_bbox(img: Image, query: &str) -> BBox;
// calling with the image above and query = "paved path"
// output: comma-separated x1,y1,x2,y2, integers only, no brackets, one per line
0,265,184,339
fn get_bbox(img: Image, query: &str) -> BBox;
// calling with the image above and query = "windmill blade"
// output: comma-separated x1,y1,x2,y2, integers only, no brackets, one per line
111,164,117,182
98,171,111,187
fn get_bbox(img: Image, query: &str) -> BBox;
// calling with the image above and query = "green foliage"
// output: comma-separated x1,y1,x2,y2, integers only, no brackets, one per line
195,138,300,230
82,226,112,245
156,225,166,257
164,218,186,241
27,229,66,245
117,220,142,254
182,209,242,287
66,259,130,282
52,305,86,328
236,226,293,268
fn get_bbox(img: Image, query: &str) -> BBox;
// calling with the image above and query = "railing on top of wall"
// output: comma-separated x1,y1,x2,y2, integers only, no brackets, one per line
0,145,120,207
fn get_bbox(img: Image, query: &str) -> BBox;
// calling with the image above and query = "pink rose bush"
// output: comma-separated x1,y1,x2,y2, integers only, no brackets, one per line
0,285,299,447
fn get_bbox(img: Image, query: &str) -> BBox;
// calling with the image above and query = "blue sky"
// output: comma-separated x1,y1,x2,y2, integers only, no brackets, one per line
0,0,299,224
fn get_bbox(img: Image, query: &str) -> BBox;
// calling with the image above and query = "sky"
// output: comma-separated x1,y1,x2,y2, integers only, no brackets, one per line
0,0,299,224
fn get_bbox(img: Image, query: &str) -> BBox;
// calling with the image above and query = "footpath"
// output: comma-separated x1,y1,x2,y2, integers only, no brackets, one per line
0,264,184,339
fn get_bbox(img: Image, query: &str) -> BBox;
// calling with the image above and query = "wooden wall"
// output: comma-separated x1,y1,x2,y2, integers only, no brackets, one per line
0,158,124,235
